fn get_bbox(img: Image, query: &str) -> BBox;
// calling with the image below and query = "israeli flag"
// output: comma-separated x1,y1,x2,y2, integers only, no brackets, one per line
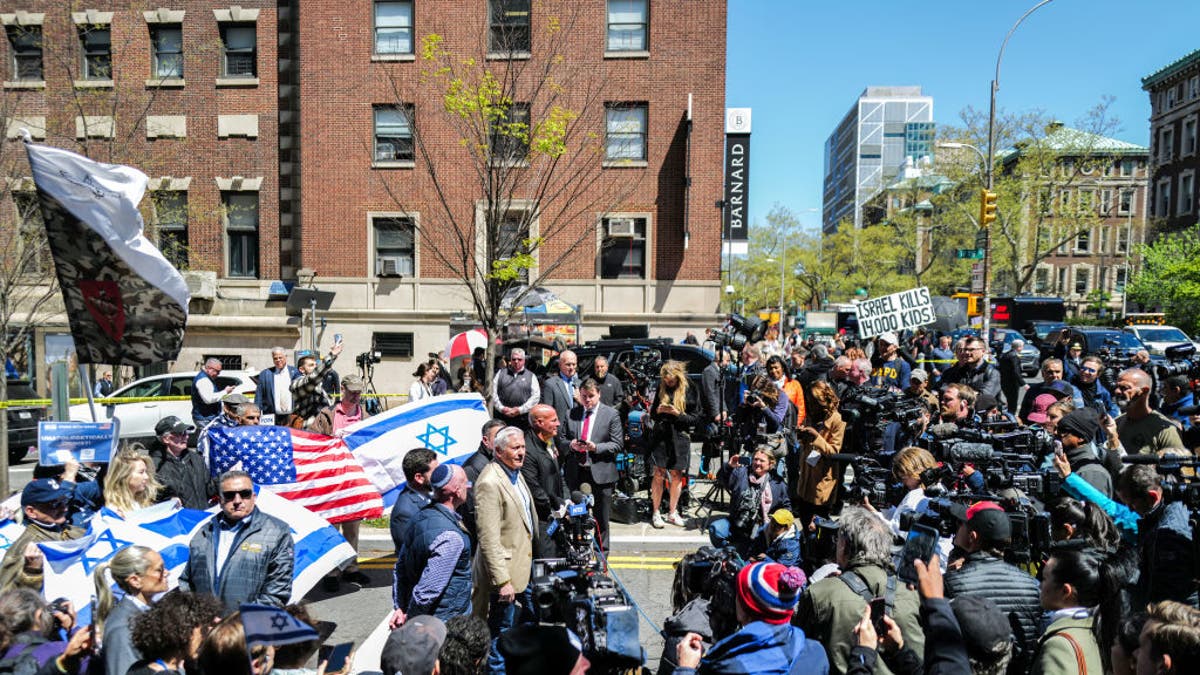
38,491,354,624
342,393,490,506
240,603,320,647
0,518,25,556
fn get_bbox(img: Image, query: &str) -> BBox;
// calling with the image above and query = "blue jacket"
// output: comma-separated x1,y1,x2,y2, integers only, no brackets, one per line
399,502,472,619
748,527,803,568
1135,500,1198,608
672,621,828,675
389,486,432,608
255,365,302,417
1163,392,1196,430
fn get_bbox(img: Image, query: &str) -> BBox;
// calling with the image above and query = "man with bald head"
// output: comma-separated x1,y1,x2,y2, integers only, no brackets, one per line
522,404,568,557
1114,368,1185,456
393,464,473,623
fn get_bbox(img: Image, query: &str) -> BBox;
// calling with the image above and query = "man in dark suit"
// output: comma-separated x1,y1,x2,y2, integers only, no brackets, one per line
522,404,568,558
563,379,623,551
998,339,1026,415
540,349,579,427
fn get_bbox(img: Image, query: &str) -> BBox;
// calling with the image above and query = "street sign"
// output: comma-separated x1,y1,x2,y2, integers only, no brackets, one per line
956,249,984,260
971,263,984,292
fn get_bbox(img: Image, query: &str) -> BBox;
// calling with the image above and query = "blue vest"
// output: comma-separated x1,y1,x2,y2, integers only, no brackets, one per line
400,502,472,619
192,372,221,420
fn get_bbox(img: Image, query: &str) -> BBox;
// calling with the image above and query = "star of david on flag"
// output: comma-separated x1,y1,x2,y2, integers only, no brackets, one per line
208,426,383,524
241,603,320,648
416,423,457,455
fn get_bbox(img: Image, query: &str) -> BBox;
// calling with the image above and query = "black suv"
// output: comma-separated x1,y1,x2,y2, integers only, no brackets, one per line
5,380,45,464
548,339,715,392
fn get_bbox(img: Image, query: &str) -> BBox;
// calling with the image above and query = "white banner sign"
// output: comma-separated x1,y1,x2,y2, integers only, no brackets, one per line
854,287,936,339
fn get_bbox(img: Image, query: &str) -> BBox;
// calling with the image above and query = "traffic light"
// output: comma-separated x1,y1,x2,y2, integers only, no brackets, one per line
979,189,998,228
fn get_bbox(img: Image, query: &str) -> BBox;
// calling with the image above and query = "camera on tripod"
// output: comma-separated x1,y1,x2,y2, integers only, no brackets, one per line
356,351,382,367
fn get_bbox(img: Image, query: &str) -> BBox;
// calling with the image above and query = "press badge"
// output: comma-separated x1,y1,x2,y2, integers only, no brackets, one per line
241,542,263,553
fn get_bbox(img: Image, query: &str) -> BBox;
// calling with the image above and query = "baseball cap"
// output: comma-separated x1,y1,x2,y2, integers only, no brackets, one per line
974,393,1000,413
222,392,249,406
953,501,1011,544
1025,393,1060,424
21,478,68,507
909,368,928,383
498,624,584,675
381,615,446,675
155,415,195,437
1069,342,1083,350
877,331,898,345
770,509,795,527
951,595,1013,662
341,373,364,392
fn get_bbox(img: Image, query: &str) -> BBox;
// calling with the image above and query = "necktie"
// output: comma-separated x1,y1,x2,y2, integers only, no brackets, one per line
581,408,592,442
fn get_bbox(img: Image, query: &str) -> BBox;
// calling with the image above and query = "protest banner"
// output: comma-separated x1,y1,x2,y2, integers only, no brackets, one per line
854,287,937,339
38,420,120,465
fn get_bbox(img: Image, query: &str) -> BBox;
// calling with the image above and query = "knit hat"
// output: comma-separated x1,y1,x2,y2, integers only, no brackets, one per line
429,463,454,490
1058,407,1101,443
497,624,584,675
736,562,807,624
1025,393,1060,424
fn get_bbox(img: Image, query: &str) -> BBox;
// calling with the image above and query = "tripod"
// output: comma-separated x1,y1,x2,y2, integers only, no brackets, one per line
358,359,386,414
694,367,738,522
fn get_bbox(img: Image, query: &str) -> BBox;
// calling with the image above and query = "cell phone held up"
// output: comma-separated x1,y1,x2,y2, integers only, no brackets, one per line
897,524,938,585
869,596,887,632
319,641,354,674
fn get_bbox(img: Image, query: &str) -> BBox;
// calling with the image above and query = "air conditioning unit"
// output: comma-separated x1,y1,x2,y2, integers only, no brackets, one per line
376,255,410,277
606,218,637,237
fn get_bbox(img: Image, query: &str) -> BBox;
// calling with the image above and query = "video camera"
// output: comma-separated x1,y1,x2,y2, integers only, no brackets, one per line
827,453,904,507
710,313,767,352
839,386,929,453
356,351,382,367
1157,343,1200,380
671,546,744,642
898,494,1054,564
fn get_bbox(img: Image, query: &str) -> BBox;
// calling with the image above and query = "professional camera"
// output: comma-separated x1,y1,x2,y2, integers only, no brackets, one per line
1157,343,1200,379
829,453,903,507
899,494,1053,564
710,313,767,352
530,559,645,670
356,351,382,367
839,386,928,453
671,546,744,641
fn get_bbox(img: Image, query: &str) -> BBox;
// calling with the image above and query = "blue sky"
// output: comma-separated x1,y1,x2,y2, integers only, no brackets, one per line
727,0,1200,232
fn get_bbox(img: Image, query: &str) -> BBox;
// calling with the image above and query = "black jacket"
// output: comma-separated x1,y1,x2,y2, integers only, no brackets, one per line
944,551,1041,675
649,385,700,459
459,444,494,541
998,351,1023,392
147,440,216,510
521,432,567,521
940,361,1003,402
1135,500,1199,607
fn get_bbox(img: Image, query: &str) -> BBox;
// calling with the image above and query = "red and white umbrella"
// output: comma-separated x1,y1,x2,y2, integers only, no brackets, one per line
446,329,488,361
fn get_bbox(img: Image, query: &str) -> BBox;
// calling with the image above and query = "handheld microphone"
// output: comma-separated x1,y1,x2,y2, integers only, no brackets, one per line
579,483,595,507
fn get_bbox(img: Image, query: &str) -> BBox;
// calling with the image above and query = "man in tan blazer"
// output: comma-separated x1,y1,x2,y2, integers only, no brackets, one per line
471,425,538,664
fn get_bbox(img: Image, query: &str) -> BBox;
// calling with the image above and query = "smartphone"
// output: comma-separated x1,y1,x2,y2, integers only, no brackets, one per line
869,596,886,631
88,597,97,648
333,333,344,346
897,524,939,584
319,641,354,673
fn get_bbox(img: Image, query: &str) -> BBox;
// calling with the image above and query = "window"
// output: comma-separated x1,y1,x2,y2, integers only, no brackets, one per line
1120,159,1134,177
1186,118,1198,156
1116,225,1130,254
12,192,49,275
1114,267,1128,293
1034,268,1050,294
1074,268,1090,296
374,1,413,55
373,105,414,163
1157,179,1171,217
1098,226,1110,255
1160,127,1174,162
606,0,647,52
1075,229,1090,254
489,102,530,163
1168,87,1177,108
605,103,647,161
222,192,258,278
153,191,188,269
489,0,530,54
150,25,183,78
373,216,415,277
79,25,111,79
497,209,530,282
373,332,413,358
1118,188,1134,215
1180,173,1194,215
1192,76,1200,100
220,24,256,77
600,216,647,279
7,25,42,81
1059,189,1072,212
1078,190,1095,212
1100,189,1113,214
1057,267,1067,294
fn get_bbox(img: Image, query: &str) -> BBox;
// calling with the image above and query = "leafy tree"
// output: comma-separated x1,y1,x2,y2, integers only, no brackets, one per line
1126,223,1200,334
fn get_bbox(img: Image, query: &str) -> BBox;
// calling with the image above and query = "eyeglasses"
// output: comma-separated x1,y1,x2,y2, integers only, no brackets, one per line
221,489,254,501
1080,367,1099,374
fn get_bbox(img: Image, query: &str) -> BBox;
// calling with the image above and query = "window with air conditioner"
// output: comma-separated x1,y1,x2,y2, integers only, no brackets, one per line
373,216,415,277
600,216,646,279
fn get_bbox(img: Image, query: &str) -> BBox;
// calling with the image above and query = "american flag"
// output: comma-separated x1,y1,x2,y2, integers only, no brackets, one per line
207,426,383,524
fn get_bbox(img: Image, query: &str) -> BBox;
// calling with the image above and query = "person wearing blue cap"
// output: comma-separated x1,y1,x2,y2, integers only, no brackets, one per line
393,464,472,625
0,479,85,592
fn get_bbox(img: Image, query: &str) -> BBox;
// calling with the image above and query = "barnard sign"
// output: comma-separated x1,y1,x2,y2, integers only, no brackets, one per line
854,287,937,339
723,108,751,243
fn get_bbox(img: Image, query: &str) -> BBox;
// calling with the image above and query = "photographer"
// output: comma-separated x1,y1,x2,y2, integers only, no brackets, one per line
734,375,790,455
794,381,846,526
1160,375,1195,431
707,449,790,556
767,355,806,426
1115,464,1198,608
1054,408,1113,498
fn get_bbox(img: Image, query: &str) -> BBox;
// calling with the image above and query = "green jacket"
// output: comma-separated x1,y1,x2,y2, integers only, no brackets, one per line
0,521,85,593
1032,614,1103,675
794,564,925,675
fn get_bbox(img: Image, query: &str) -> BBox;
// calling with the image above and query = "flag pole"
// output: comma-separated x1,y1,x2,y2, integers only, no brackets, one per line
78,365,98,422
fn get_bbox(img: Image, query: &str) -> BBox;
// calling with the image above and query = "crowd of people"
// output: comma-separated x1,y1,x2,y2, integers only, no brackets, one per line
3,325,1200,675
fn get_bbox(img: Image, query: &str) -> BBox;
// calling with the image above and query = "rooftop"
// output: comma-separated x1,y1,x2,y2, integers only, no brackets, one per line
998,124,1148,162
1142,48,1200,90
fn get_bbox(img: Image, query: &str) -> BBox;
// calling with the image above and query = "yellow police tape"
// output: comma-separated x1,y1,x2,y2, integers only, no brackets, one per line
0,393,410,409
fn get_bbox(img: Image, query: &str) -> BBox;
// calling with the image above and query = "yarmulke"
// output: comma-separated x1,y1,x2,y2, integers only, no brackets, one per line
430,464,453,490
736,562,805,624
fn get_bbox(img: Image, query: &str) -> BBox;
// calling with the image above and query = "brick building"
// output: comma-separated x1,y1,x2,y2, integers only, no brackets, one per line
1142,48,1200,234
3,0,727,389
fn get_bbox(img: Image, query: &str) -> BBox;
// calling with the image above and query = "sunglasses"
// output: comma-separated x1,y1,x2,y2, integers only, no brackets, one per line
221,489,254,501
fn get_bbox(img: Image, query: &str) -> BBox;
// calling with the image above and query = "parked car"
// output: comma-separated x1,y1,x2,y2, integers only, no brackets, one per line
1027,320,1067,359
68,370,258,441
5,380,45,464
990,329,1041,376
1123,324,1200,356
547,339,715,394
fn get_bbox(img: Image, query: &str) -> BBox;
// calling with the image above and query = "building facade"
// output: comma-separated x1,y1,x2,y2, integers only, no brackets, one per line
822,85,933,234
1142,48,1200,234
2,0,727,391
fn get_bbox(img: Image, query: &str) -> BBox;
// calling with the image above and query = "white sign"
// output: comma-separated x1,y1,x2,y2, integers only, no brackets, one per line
971,262,984,292
726,108,752,134
854,287,936,339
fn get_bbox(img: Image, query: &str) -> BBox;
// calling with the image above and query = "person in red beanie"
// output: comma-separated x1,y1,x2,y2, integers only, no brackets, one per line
674,561,828,674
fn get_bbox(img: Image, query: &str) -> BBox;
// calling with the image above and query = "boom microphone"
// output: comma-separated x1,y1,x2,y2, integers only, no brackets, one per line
579,483,594,506
928,423,964,439
826,453,861,463
947,443,994,464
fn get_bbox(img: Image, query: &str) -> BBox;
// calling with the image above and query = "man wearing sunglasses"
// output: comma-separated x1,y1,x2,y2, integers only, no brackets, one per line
0,479,85,592
179,470,293,610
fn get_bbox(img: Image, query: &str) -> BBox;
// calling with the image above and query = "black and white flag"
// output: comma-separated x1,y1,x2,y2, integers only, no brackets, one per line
24,139,190,365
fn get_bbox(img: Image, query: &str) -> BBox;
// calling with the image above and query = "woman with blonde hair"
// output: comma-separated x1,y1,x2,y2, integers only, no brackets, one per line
93,545,169,675
104,448,163,518
794,380,846,526
648,360,699,528
864,446,938,536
